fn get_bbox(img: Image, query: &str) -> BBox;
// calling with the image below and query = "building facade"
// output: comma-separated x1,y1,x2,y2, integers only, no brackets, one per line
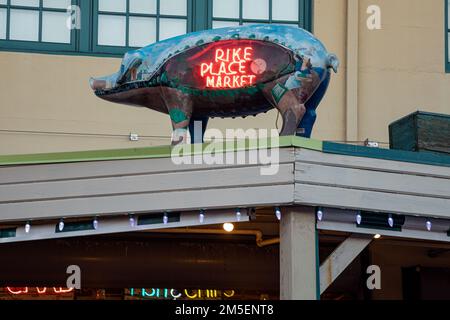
1,0,448,154
0,1,450,301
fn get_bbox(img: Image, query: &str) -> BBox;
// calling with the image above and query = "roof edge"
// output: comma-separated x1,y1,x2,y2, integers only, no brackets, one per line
0,136,322,166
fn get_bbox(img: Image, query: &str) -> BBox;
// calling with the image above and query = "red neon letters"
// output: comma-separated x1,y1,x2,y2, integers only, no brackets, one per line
6,287,74,295
200,47,257,89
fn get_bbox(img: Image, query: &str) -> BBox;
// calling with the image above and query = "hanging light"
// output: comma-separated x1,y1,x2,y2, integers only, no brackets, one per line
316,207,323,221
129,214,136,227
163,212,169,225
24,221,31,234
58,219,65,232
235,208,242,222
426,219,432,231
93,217,99,230
388,214,394,228
199,210,205,224
374,234,381,239
356,212,362,225
223,223,234,232
275,207,281,221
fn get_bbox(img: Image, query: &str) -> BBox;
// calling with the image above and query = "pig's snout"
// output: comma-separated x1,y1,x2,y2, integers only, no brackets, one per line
89,72,120,92
90,77,107,90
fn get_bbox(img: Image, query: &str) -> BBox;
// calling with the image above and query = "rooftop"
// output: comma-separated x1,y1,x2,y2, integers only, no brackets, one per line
0,136,449,167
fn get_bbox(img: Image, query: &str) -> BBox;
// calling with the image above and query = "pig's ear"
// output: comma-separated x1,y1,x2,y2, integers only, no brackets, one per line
117,58,143,84
327,53,339,73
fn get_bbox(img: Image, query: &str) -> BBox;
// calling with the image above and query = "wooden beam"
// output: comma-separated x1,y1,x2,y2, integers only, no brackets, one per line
319,234,372,294
280,206,318,300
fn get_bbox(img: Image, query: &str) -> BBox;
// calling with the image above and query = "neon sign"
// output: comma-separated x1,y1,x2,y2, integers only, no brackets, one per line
129,288,235,300
6,287,74,295
200,47,258,89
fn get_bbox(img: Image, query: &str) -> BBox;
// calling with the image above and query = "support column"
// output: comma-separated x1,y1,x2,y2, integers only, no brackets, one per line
280,206,318,300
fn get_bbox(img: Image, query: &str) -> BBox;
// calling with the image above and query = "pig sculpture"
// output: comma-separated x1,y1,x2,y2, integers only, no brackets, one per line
90,25,339,144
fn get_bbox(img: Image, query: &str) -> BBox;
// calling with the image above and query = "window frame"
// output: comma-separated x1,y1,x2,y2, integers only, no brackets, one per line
208,0,313,30
0,0,313,57
0,0,77,52
92,0,193,55
446,0,450,72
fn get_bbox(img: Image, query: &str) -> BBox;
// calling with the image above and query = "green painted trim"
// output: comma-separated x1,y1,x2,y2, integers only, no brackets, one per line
0,227,17,238
291,136,323,151
0,145,172,166
193,0,208,31
0,136,321,166
323,141,450,168
446,0,450,73
1,137,448,167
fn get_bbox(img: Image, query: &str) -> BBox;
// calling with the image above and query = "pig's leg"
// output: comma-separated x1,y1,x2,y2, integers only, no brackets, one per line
262,68,324,136
160,87,193,145
262,81,306,136
189,116,209,144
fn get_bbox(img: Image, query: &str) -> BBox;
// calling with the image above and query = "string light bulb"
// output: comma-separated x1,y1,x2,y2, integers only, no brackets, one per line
275,207,281,221
356,212,362,225
25,221,31,234
388,214,394,228
426,219,432,231
93,217,99,230
58,219,65,232
236,208,242,222
316,207,323,221
163,212,169,225
199,210,205,224
129,214,136,227
374,234,381,239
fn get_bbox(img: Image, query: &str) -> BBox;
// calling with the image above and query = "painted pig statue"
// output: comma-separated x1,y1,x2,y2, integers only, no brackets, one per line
90,25,339,144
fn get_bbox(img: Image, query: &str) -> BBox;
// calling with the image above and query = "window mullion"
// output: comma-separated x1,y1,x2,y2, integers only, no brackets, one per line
239,0,242,25
38,0,42,42
156,0,160,41
269,0,272,23
6,0,10,40
125,0,129,47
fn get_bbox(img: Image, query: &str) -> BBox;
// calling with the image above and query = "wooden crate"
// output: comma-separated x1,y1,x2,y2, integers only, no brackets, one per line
389,111,450,154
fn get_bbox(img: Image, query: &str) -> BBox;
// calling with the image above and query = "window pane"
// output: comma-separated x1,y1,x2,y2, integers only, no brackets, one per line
159,18,186,40
272,0,298,21
98,14,126,46
213,0,239,19
448,0,450,29
276,23,299,27
0,0,6,4
43,0,71,9
448,33,450,62
99,0,126,13
212,20,239,29
160,0,186,16
242,21,269,26
11,0,39,6
130,0,156,14
42,11,71,43
0,9,6,39
10,9,39,41
242,0,269,20
129,16,156,47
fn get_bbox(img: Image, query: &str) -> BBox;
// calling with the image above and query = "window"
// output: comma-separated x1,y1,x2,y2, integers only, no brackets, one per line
0,0,76,51
93,0,190,54
446,0,450,72
210,0,309,29
0,0,312,56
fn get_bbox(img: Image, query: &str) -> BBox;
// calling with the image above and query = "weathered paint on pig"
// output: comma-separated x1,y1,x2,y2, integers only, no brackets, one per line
90,24,339,144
